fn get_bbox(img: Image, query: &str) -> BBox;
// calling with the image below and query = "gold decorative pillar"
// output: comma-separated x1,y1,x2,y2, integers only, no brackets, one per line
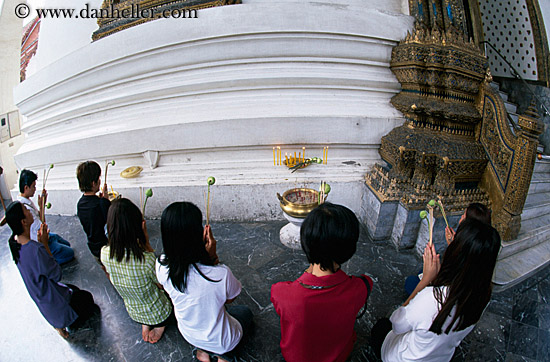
493,104,543,240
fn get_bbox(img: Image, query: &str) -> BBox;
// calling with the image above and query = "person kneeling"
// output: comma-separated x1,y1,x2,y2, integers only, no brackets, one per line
271,202,373,362
6,201,98,338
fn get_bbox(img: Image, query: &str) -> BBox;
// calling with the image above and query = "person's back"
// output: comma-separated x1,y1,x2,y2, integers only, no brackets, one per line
156,202,252,362
272,270,370,362
271,202,372,362
156,261,242,353
76,161,110,258
381,286,474,361
101,198,172,343
78,194,109,256
375,219,501,362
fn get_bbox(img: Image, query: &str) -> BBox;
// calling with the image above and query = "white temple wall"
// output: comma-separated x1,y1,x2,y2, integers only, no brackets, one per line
26,0,103,77
0,0,24,195
14,1,413,220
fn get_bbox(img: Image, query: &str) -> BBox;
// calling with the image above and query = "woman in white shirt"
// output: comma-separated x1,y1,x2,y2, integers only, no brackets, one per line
155,202,253,362
372,219,501,361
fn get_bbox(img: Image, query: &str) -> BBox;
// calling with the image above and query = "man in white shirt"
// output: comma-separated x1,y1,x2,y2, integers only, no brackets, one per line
18,169,74,264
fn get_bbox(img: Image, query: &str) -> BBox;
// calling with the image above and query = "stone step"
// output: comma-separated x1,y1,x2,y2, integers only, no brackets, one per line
493,228,550,291
499,90,509,102
504,100,518,114
509,112,519,122
519,212,550,237
528,176,550,194
524,191,550,212
490,81,500,92
521,198,550,221
534,158,550,174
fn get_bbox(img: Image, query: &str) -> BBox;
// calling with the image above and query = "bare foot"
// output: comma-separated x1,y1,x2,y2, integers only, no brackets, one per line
195,349,210,362
141,325,151,343
56,327,69,339
216,357,230,362
147,326,165,344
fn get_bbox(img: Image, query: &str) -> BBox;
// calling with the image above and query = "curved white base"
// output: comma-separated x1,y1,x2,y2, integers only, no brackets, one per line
280,212,306,249
13,1,413,219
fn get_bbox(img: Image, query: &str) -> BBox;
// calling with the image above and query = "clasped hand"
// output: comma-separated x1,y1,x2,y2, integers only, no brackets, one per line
422,243,441,285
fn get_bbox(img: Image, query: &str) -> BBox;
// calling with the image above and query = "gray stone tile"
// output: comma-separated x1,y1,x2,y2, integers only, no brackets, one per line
507,322,539,360
1,215,550,361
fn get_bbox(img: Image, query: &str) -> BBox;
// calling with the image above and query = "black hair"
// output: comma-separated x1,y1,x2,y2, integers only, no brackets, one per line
159,202,218,293
5,201,26,264
465,203,491,225
107,198,146,262
19,169,37,194
429,219,501,334
76,161,101,192
300,202,359,272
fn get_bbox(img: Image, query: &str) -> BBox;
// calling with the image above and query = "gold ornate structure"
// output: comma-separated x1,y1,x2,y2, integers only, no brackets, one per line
92,0,241,41
366,0,543,241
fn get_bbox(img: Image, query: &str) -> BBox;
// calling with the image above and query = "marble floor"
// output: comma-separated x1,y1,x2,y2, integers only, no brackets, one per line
0,214,549,362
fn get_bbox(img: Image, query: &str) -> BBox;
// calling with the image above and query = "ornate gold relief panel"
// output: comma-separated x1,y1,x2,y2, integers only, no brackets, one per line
479,89,515,193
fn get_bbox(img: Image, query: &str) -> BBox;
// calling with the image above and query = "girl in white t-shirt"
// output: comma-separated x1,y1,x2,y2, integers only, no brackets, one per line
372,219,501,362
155,202,253,362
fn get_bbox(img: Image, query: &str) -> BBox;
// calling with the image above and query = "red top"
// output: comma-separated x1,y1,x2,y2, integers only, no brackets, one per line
271,269,373,362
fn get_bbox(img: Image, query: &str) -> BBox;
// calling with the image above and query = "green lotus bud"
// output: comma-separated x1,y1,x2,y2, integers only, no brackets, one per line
419,210,428,219
315,158,323,164
145,188,153,198
46,202,52,209
207,176,216,185
49,164,54,169
311,157,318,162
428,199,436,207
109,160,116,166
324,183,331,194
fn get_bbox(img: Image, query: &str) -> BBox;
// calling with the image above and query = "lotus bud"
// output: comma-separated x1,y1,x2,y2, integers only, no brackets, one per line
419,210,428,219
428,199,436,207
324,183,331,194
207,176,216,185
145,188,153,198
46,202,52,209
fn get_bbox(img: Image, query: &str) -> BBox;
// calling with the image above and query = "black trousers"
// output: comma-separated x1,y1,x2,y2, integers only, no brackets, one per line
371,317,393,359
65,284,97,330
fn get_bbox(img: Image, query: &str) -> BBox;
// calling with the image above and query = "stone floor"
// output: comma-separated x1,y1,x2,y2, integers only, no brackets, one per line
0,214,549,362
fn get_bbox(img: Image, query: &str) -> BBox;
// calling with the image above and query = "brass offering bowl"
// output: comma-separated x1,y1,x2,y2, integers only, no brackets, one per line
277,188,319,218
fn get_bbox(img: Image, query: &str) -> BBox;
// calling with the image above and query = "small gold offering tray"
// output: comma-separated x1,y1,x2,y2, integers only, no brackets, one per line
277,188,319,218
120,166,143,179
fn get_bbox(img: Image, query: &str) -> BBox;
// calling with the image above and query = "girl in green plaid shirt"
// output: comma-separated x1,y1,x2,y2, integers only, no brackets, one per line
101,198,173,343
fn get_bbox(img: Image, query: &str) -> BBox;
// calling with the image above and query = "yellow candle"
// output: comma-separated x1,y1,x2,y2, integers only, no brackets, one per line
277,146,281,165
298,152,301,162
302,147,305,161
273,147,276,166
294,152,297,163
285,153,288,165
326,146,329,164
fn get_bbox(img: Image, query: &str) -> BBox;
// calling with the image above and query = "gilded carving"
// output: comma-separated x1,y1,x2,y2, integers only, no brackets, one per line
92,0,241,40
367,0,543,242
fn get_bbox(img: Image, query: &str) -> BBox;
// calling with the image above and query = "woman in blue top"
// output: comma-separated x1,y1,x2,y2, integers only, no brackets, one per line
6,201,97,338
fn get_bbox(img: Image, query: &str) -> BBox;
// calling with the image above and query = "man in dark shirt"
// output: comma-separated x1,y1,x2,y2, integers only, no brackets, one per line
76,161,110,261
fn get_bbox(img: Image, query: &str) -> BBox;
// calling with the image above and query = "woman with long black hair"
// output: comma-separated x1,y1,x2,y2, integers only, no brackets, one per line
155,202,252,362
372,218,501,361
100,198,173,344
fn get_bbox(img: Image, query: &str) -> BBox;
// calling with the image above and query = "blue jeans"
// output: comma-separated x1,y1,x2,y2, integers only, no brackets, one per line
48,232,74,264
